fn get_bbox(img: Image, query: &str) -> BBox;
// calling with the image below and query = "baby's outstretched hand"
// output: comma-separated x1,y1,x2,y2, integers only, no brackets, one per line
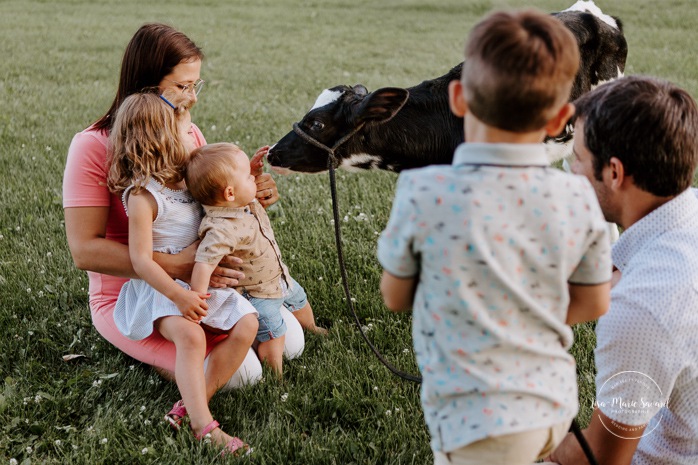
174,289,210,323
250,146,270,177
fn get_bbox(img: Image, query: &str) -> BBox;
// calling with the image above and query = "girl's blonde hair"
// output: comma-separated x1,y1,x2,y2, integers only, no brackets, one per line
107,90,194,194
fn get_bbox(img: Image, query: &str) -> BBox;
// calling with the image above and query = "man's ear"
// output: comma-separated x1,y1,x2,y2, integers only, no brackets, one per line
224,185,235,202
545,103,575,137
448,80,467,117
608,156,625,190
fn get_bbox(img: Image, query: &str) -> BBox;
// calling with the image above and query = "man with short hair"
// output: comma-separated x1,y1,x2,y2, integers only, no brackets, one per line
550,75,698,465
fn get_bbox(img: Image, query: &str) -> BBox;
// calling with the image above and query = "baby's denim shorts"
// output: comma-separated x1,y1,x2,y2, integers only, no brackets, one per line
243,277,307,342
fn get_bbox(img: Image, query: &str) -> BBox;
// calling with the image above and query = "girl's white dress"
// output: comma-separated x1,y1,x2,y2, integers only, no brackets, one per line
113,180,257,341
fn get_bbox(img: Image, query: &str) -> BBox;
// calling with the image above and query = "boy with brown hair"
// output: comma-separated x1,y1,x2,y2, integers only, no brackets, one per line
378,9,611,464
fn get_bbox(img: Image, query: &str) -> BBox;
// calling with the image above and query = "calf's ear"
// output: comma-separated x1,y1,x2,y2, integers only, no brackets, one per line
354,87,409,125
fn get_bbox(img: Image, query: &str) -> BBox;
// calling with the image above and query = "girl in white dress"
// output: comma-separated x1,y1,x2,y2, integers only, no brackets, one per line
107,91,256,456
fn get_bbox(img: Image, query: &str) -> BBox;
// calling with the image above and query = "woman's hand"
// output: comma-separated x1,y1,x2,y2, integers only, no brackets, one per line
211,255,246,288
158,241,245,288
250,146,280,208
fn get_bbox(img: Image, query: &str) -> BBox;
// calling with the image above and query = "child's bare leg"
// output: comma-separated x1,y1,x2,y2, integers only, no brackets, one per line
292,302,327,335
156,317,239,448
256,335,285,376
204,314,258,400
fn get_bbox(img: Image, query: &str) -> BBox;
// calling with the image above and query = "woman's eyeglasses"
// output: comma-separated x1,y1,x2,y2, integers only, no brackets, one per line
163,78,205,96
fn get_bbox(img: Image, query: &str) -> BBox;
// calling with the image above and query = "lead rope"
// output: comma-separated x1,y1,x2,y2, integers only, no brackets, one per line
292,122,597,464
327,159,422,383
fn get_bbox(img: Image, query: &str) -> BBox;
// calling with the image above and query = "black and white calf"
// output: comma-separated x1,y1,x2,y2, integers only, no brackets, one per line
267,1,627,174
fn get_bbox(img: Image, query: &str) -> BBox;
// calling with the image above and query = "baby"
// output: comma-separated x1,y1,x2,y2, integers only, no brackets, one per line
185,142,325,375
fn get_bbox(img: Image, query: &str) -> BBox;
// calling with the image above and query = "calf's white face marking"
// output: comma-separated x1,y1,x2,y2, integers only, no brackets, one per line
564,0,618,29
310,89,343,111
339,153,383,172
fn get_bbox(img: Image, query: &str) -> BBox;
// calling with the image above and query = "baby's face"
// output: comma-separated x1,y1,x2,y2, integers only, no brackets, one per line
178,110,197,155
228,150,258,207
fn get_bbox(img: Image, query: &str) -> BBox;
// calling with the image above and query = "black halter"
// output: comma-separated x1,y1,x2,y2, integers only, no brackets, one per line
291,121,365,169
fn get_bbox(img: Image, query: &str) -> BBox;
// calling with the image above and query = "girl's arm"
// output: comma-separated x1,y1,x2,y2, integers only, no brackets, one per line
190,262,217,295
127,191,209,322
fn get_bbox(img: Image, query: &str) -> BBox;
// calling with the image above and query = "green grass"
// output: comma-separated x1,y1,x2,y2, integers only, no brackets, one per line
1,0,696,463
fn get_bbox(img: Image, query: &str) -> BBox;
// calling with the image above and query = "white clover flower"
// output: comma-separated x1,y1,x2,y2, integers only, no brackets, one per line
15,226,21,231
0,234,4,239
28,331,34,337
318,276,323,281
141,448,148,455
10,458,18,465
37,291,44,298
46,146,52,152
140,405,146,412
280,393,289,402
92,380,102,387
54,440,62,446
373,386,378,391
385,410,392,416
26,288,31,294
26,446,32,454
129,365,135,370
343,215,349,222
101,438,108,444
395,407,401,413
34,394,41,403
144,419,151,426
211,125,217,131
46,252,52,258
403,348,410,354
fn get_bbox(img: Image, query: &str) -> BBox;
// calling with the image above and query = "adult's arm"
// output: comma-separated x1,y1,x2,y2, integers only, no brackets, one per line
566,281,610,325
64,206,242,286
548,407,643,465
380,271,416,312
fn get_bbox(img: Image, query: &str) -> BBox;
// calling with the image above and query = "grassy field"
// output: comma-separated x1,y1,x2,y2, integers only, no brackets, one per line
1,0,696,463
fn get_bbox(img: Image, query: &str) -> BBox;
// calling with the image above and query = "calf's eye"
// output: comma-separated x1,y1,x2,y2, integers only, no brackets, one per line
310,120,325,131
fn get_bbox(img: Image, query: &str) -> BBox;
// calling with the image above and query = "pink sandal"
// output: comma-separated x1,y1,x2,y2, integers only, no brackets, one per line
194,419,251,456
164,399,187,431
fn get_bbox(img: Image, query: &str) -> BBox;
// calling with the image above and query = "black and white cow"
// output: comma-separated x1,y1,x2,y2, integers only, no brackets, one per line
267,1,627,174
